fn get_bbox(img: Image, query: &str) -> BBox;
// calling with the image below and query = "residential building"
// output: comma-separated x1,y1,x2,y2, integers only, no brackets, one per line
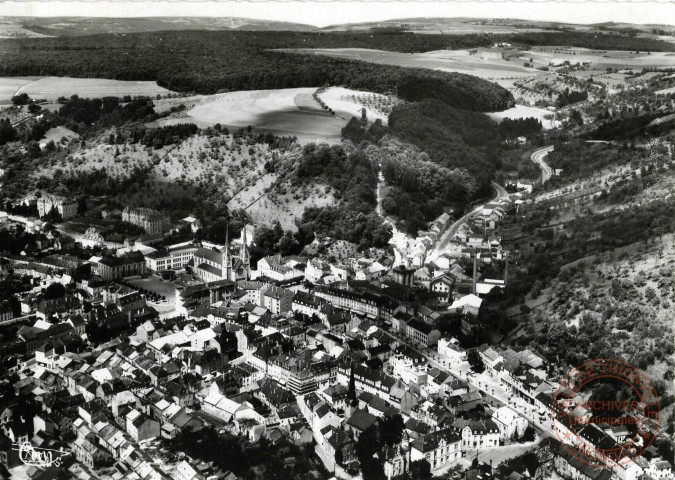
122,207,171,235
37,195,77,219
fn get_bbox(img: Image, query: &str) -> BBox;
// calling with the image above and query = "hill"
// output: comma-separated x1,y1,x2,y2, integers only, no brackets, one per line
0,31,513,111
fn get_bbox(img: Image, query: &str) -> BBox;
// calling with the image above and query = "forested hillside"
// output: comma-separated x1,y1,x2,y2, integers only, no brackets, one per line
0,31,506,111
388,101,502,189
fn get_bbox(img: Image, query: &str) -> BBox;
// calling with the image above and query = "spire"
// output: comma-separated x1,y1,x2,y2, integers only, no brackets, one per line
347,362,357,404
223,224,232,281
241,224,250,280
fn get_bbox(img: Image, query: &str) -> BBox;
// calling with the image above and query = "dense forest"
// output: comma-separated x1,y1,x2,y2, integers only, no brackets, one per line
343,107,544,234
370,137,475,234
0,31,513,111
587,112,675,141
388,100,502,190
292,144,392,248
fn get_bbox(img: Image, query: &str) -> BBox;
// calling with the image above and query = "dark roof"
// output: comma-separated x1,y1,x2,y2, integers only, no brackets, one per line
346,409,377,432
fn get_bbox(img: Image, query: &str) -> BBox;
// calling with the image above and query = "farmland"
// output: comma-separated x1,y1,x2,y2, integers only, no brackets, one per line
279,47,539,81
151,87,395,144
0,76,171,104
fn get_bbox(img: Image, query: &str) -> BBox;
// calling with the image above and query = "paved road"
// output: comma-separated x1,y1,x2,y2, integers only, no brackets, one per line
433,182,509,255
531,146,554,185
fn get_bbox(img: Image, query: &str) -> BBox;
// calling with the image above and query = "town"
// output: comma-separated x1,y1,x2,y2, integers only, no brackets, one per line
0,10,674,480
0,166,670,480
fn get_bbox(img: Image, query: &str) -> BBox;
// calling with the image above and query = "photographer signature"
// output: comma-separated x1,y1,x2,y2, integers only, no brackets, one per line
14,442,71,468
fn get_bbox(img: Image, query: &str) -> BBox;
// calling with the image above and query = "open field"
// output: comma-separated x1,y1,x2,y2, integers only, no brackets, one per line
0,76,42,105
521,48,675,69
487,104,557,129
38,126,80,148
278,48,539,80
656,87,675,96
0,76,172,104
0,21,50,38
152,87,393,144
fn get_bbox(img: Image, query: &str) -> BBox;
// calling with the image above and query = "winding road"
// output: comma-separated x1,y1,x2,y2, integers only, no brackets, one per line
531,146,554,184
431,181,508,257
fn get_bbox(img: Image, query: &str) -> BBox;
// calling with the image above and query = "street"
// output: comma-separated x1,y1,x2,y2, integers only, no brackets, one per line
431,181,509,259
531,146,554,185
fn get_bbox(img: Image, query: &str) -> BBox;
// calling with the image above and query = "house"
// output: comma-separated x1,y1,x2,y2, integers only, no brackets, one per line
176,460,206,480
453,418,500,450
37,195,77,219
261,285,294,315
430,274,454,302
410,428,462,470
438,338,466,366
145,246,197,272
492,406,527,441
125,409,160,442
517,179,535,194
554,444,612,480
406,319,441,347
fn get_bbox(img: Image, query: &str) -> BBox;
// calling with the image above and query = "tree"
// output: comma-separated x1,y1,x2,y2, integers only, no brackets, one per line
356,425,384,480
11,93,29,106
409,460,432,480
468,350,485,373
379,414,404,447
44,283,66,300
521,425,536,442
27,103,41,114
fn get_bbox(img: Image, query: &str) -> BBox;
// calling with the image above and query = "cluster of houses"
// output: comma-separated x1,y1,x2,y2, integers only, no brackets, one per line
0,195,672,480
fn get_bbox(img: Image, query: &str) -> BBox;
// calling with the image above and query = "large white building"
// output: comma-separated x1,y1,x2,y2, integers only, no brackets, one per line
37,195,77,219
145,246,197,272
410,428,462,470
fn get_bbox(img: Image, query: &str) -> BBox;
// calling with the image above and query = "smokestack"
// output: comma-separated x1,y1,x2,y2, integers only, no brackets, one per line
472,249,477,295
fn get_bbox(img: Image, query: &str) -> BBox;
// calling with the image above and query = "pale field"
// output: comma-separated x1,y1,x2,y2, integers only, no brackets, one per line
0,22,50,38
0,76,172,103
656,87,675,96
486,104,556,129
0,76,42,105
151,87,394,145
39,126,80,148
277,48,539,80
521,49,675,69
317,86,395,125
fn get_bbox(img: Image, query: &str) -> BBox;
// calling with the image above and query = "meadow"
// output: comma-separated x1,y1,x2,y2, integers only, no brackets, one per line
151,87,393,144
0,76,171,104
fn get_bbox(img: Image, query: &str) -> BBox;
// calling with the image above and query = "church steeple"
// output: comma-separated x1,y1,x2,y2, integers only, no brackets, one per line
223,224,233,281
241,225,250,280
346,361,358,418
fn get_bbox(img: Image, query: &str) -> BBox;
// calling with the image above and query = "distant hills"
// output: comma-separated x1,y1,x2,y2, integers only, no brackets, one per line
0,16,672,37
0,17,318,36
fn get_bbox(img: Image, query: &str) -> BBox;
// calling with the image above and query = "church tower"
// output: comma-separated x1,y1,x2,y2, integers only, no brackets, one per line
222,225,233,281
346,362,358,419
241,225,251,280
